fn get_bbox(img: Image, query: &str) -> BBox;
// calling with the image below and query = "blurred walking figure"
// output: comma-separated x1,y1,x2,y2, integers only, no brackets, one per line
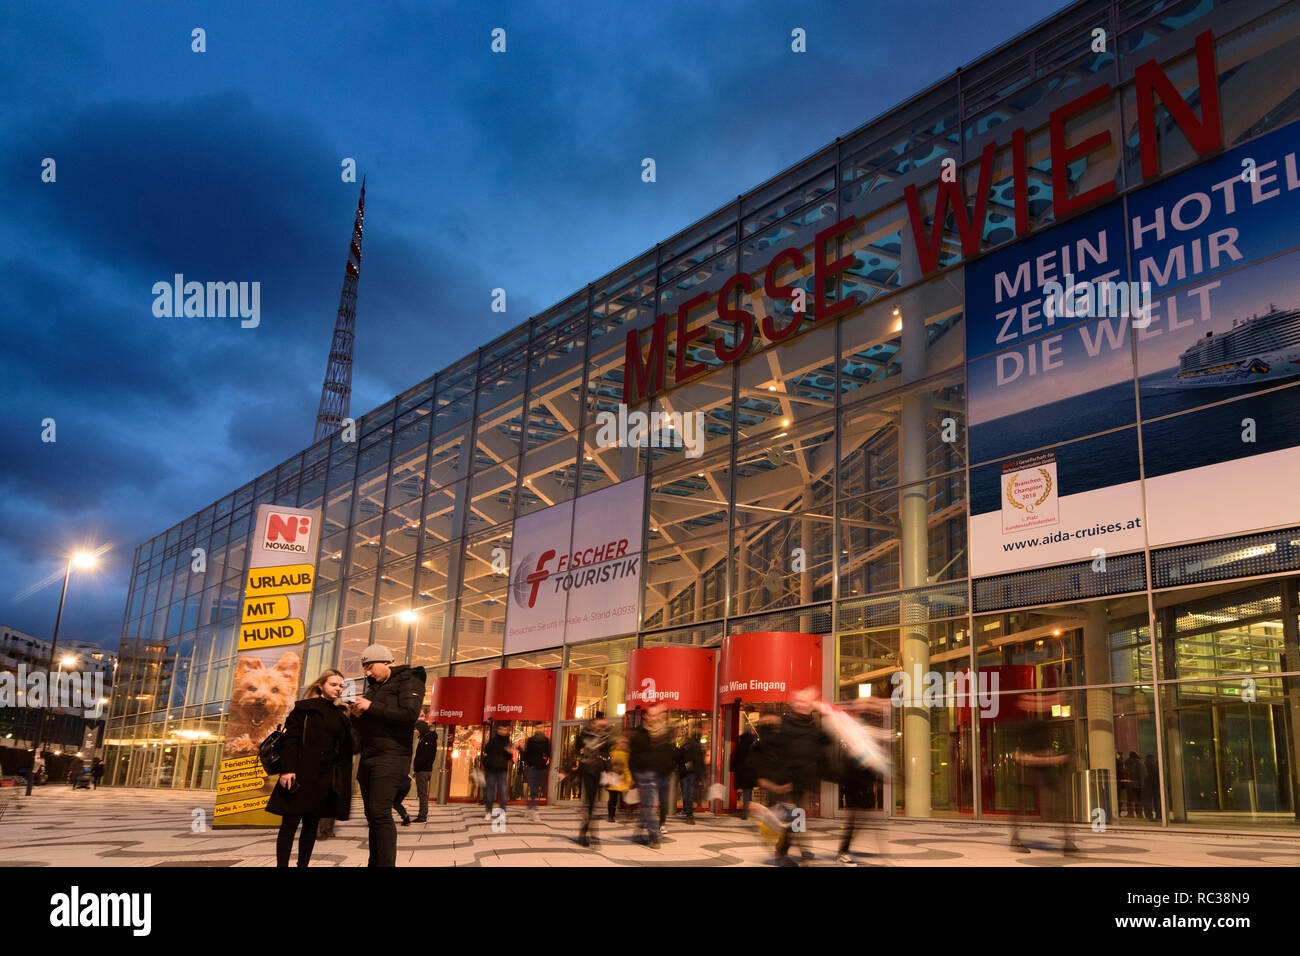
607,735,633,822
755,688,829,866
91,758,104,789
522,725,551,820
267,669,354,867
1143,753,1160,820
731,718,758,819
1124,751,1144,819
1008,692,1078,855
411,721,438,823
575,715,612,847
482,722,515,822
676,729,704,824
818,697,891,866
629,703,676,848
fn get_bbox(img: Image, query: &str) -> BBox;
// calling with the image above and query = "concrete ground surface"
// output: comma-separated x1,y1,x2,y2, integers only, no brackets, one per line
1,787,1297,867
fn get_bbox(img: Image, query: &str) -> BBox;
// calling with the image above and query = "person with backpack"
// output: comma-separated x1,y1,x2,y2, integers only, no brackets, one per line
350,644,427,867
267,668,354,867
412,721,438,823
522,726,551,820
574,716,612,847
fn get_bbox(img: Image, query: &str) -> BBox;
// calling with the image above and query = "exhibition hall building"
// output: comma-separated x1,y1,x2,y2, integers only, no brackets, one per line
106,0,1300,831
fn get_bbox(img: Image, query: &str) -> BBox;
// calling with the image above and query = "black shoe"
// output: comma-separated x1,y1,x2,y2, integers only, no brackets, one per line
400,817,411,826
649,836,661,849
740,810,748,820
1009,840,1030,853
577,836,591,848
685,816,696,825
1062,842,1081,854
412,816,427,823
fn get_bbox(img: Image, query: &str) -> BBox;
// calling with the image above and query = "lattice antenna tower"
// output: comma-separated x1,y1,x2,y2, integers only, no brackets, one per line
314,178,366,443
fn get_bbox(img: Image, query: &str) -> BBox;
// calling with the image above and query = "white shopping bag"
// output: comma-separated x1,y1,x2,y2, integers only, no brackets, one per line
623,787,640,805
706,782,726,801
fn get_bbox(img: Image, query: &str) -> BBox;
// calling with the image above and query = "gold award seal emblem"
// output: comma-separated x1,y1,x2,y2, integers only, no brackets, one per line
1005,468,1052,514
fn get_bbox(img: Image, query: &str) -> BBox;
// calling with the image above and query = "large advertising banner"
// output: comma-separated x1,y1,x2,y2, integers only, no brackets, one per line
505,476,645,654
1128,120,1300,546
214,504,321,827
966,119,1300,575
965,203,1147,575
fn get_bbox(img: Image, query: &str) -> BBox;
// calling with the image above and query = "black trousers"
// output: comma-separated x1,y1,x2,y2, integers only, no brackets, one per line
357,757,407,867
579,773,602,838
276,814,320,867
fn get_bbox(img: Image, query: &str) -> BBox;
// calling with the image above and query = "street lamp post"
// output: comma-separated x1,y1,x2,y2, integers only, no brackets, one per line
26,552,95,796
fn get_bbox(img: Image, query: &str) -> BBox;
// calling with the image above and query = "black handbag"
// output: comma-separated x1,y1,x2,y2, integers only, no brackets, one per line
259,711,306,776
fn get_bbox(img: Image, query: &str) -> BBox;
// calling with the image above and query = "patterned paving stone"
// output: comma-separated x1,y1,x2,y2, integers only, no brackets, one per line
0,787,1294,867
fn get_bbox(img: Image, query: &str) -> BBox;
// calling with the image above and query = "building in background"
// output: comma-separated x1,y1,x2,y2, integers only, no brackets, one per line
0,625,114,759
106,0,1300,832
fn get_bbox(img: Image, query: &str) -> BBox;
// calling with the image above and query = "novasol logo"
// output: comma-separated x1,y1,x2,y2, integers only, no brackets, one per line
263,512,313,553
50,886,151,936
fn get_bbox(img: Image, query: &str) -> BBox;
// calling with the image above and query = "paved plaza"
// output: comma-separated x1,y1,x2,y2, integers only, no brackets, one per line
2,787,1298,867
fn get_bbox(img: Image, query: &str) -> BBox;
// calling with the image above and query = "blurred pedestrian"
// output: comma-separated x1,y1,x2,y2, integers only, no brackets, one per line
755,689,830,866
821,697,890,866
482,722,515,822
629,703,676,848
1008,692,1078,855
1125,751,1143,819
1144,753,1160,820
675,728,704,824
522,725,551,820
731,718,758,819
575,715,612,847
412,720,438,823
91,758,104,789
267,668,354,867
607,735,633,822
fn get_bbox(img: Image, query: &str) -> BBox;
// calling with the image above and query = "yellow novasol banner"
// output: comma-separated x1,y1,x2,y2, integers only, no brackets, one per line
242,594,291,623
238,618,306,651
246,564,315,597
214,505,321,828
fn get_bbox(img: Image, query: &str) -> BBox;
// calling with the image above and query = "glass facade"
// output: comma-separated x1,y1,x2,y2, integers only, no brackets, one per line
106,0,1300,830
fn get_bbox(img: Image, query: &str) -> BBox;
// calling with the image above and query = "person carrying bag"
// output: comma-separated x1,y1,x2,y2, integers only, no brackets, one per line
267,669,355,867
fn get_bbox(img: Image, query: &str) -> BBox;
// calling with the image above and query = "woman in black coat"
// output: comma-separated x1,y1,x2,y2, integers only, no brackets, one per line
267,669,355,867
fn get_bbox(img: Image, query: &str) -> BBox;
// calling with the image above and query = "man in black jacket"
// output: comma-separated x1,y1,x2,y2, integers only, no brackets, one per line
350,644,427,867
522,727,550,819
412,720,438,823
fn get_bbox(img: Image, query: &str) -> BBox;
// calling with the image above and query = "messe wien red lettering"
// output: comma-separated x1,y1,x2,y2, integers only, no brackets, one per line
624,31,1223,403
905,30,1221,275
623,215,857,403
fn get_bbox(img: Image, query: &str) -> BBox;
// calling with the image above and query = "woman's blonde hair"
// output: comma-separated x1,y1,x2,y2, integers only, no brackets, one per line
305,669,345,699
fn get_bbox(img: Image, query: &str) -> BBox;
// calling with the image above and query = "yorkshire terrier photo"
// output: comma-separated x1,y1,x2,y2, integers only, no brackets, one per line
222,651,301,757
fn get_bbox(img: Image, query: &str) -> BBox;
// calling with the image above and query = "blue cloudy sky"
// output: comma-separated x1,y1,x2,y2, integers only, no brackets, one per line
1,0,1069,650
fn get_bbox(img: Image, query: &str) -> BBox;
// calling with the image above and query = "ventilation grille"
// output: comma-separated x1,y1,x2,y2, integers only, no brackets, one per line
974,552,1147,613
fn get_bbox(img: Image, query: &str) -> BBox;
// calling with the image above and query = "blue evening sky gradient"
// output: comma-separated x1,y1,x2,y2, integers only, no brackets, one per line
1,0,1070,650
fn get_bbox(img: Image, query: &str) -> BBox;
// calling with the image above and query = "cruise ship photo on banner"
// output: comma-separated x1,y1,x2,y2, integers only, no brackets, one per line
1173,304,1300,389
